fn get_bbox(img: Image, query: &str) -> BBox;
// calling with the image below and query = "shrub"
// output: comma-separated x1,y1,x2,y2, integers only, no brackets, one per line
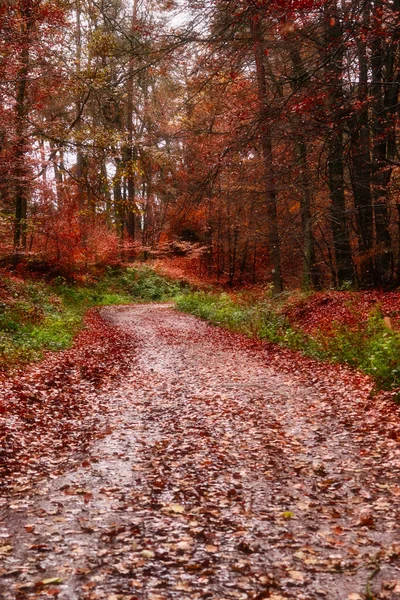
0,266,186,370
118,266,186,301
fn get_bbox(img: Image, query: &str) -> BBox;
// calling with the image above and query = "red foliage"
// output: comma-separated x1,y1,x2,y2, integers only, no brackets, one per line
152,257,220,289
26,188,123,275
0,0,67,207
283,291,400,334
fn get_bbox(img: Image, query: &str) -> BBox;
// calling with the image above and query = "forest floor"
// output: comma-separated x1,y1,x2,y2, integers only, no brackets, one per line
1,304,400,600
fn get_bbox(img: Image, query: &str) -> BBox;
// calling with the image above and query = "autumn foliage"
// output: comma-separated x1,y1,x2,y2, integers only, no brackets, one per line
0,0,399,289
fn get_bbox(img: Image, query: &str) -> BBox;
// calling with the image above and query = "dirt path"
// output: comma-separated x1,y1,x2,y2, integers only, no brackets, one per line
1,304,399,600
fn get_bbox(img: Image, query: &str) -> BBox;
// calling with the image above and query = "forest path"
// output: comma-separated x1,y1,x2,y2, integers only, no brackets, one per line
1,304,400,600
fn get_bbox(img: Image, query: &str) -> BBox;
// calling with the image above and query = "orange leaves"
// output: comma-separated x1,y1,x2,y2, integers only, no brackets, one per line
282,289,400,336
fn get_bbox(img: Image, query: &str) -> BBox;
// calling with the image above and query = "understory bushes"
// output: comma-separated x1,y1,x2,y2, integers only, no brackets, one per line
0,266,187,369
176,291,400,391
0,276,80,367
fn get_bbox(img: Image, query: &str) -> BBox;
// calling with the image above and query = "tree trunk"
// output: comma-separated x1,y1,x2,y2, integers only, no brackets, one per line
370,0,398,285
51,144,64,206
113,159,124,243
288,41,320,289
349,4,374,287
324,1,356,287
397,204,400,285
101,154,112,226
75,0,86,210
250,15,283,293
124,0,139,243
13,8,32,260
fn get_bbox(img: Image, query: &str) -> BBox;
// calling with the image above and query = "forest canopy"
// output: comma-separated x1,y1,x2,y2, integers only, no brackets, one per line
0,0,399,290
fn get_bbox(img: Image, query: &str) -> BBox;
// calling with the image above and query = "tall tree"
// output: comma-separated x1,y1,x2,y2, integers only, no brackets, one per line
323,0,356,286
250,12,283,293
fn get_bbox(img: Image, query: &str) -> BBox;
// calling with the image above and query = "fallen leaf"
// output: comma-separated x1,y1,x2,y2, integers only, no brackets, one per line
176,541,191,551
288,570,305,582
357,509,375,527
165,503,185,514
281,511,294,519
41,577,62,585
175,582,192,591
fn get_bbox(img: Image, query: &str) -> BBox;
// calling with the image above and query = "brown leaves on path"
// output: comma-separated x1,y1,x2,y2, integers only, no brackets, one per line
1,304,400,600
0,309,137,495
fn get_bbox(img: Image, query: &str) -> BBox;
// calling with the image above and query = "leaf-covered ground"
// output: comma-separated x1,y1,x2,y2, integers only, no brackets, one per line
1,305,400,600
282,291,400,334
0,309,137,492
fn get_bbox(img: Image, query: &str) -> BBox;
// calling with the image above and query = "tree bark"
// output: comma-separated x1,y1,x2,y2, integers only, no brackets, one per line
124,0,139,243
13,4,33,259
113,158,124,244
250,15,283,293
324,1,356,287
348,3,374,287
288,41,320,290
370,0,398,285
75,0,85,209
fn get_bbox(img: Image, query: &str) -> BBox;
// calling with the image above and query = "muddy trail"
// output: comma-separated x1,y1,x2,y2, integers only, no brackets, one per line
1,304,400,600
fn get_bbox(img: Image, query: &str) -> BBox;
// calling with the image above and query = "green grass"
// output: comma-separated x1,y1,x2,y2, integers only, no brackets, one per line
176,291,400,391
4,266,400,393
0,266,188,369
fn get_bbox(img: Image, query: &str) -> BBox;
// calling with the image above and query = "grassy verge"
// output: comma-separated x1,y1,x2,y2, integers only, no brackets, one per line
0,266,187,369
176,291,400,392
4,265,399,393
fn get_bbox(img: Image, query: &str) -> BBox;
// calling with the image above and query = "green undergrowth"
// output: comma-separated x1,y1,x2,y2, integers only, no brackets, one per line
4,265,400,394
0,266,187,369
176,291,400,392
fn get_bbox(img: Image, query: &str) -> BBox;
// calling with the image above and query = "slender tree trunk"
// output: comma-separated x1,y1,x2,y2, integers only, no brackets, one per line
205,200,214,277
288,41,320,289
371,25,391,284
14,83,28,253
324,1,356,287
50,143,64,205
124,0,139,243
252,239,257,284
250,15,283,293
13,10,32,260
113,159,124,243
216,203,222,280
370,0,398,285
297,139,320,289
397,204,400,284
349,4,374,287
75,0,85,208
101,155,112,226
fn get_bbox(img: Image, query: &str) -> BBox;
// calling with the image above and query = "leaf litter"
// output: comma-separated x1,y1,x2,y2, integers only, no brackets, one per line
0,304,399,599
